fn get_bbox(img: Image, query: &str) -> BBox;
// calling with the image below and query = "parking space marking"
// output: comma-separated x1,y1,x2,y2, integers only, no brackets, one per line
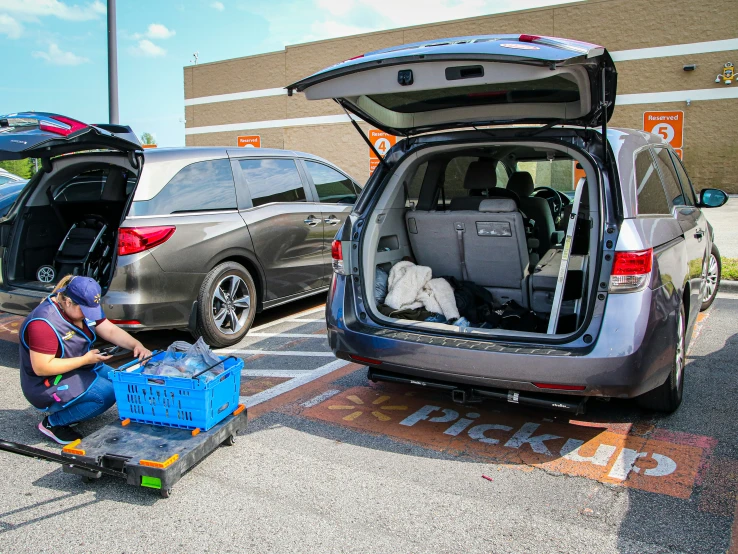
249,306,325,332
304,385,708,499
246,333,326,338
242,370,313,377
301,389,341,408
219,349,335,357
242,359,351,407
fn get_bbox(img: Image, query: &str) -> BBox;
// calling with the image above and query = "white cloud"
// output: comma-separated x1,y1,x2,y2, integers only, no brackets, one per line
32,42,89,65
145,23,175,39
0,0,105,22
0,14,23,38
131,39,166,57
210,1,224,11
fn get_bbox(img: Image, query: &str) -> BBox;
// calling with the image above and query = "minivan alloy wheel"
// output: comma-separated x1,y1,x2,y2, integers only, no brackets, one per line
212,275,251,335
675,307,685,390
704,253,719,301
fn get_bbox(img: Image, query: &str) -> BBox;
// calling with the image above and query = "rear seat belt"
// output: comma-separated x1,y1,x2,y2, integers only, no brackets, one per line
546,177,586,334
455,222,469,281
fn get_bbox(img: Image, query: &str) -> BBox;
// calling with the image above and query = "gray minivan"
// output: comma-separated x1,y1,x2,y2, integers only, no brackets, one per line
288,35,728,413
0,113,360,346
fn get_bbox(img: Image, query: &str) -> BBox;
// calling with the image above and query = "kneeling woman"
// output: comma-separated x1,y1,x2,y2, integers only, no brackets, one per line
19,275,151,444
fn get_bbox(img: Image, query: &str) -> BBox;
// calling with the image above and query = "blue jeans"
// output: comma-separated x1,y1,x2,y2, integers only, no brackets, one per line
47,364,116,427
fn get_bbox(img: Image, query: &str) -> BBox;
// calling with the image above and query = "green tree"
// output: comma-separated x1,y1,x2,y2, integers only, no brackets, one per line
0,159,35,179
140,132,156,145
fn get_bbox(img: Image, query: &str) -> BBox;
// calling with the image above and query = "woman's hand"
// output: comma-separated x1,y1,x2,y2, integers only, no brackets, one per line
132,341,152,361
82,349,112,366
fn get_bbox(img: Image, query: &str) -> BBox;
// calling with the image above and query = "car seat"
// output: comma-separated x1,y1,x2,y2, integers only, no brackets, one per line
507,171,557,255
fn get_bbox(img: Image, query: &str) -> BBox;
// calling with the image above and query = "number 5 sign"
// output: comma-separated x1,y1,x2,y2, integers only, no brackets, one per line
644,111,684,158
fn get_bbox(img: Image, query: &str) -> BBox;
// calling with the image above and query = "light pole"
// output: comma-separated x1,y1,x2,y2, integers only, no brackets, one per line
107,0,119,124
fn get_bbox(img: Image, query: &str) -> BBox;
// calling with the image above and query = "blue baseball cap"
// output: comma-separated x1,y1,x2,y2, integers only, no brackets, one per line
59,276,104,320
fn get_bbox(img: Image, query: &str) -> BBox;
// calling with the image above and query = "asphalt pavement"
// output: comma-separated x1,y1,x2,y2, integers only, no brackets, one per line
705,197,738,258
0,292,735,553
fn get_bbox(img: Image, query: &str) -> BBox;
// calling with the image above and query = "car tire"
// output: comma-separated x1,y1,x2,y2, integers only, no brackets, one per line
700,244,721,311
637,303,686,413
196,262,256,348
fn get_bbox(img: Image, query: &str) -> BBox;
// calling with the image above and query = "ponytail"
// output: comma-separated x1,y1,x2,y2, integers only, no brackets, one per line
49,274,75,302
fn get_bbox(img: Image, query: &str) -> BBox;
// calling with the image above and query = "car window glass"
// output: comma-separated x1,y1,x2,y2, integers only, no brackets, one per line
496,162,509,187
653,148,687,207
442,156,476,207
669,151,697,206
635,149,670,215
516,159,574,192
0,176,11,186
129,159,236,216
239,158,306,207
304,160,357,204
53,168,107,202
406,162,427,207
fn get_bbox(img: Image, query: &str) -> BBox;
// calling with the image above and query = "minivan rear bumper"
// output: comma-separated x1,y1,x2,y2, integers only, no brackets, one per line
326,275,678,399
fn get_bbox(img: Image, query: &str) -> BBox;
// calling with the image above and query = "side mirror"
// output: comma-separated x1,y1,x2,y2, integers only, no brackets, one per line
699,188,728,208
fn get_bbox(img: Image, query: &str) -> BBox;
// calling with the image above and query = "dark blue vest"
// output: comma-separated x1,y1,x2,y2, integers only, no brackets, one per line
19,296,99,410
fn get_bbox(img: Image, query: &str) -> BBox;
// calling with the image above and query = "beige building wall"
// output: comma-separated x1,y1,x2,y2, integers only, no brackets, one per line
184,0,738,191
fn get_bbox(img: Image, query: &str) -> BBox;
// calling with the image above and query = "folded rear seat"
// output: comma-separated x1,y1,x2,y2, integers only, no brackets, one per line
405,198,531,308
529,249,586,314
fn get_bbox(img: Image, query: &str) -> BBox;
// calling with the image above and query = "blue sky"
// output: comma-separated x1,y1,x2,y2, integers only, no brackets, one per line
1,0,580,146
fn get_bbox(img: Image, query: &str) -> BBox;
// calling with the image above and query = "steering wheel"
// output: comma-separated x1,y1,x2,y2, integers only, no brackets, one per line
531,186,567,223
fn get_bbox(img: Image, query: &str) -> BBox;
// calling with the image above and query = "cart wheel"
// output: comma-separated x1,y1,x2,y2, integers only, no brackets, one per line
223,434,236,446
160,488,172,499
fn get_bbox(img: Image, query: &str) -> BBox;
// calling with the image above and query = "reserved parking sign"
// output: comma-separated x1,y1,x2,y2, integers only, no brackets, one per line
643,111,683,158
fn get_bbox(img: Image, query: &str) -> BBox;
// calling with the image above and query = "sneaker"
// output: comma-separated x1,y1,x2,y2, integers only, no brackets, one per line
38,417,83,445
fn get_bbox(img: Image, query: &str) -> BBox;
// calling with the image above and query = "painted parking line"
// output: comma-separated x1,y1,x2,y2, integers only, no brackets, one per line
242,359,351,407
248,306,325,332
303,384,710,499
242,370,313,377
218,349,335,357
246,333,326,338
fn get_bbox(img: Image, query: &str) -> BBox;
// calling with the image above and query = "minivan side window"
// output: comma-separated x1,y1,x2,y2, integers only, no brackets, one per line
304,160,357,204
653,147,688,207
668,151,697,206
635,149,670,215
238,158,306,207
129,159,236,216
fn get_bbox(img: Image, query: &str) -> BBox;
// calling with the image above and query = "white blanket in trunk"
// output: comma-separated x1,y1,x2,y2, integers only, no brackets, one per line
384,261,460,320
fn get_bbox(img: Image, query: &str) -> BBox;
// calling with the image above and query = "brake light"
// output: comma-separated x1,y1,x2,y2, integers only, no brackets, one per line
39,115,87,137
117,226,175,256
519,34,542,43
108,319,142,326
349,354,382,366
331,239,345,275
533,383,586,391
609,248,653,293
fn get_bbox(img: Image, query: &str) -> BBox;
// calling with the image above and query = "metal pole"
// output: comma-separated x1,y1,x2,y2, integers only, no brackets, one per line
107,0,119,124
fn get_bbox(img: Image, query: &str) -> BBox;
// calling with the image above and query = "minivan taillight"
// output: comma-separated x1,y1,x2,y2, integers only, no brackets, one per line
117,226,175,256
331,239,345,275
609,248,653,293
39,115,87,137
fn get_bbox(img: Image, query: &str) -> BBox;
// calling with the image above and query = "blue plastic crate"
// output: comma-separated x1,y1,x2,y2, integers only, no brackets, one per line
110,352,243,431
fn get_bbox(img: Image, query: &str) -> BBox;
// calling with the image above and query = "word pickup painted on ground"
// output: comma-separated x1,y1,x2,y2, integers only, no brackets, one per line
305,386,707,499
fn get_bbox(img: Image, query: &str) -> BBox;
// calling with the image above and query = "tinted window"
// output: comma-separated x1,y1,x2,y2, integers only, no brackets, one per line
53,168,107,202
130,159,236,216
669,151,697,206
239,158,306,207
635,149,670,215
496,162,509,187
406,162,427,207
653,148,687,207
442,157,507,208
304,161,357,204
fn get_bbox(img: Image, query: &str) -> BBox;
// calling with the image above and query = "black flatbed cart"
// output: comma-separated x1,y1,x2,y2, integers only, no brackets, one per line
0,404,247,498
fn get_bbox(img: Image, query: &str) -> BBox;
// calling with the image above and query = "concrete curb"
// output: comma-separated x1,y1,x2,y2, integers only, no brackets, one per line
719,279,738,292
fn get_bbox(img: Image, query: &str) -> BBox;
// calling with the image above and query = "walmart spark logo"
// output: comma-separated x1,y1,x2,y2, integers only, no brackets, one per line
62,331,75,341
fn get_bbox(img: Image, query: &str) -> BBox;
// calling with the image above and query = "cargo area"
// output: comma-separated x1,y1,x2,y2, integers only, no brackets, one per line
2,153,140,294
361,140,601,339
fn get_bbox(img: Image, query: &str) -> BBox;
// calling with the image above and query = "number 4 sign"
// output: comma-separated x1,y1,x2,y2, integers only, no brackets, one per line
643,111,684,156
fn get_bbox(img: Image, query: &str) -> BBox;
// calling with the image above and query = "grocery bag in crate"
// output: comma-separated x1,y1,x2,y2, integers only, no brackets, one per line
111,340,243,431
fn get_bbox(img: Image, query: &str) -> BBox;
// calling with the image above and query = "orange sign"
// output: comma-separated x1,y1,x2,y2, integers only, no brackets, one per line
673,148,683,160
141,144,157,149
305,385,709,499
573,162,586,187
237,135,261,148
643,111,684,149
369,130,396,174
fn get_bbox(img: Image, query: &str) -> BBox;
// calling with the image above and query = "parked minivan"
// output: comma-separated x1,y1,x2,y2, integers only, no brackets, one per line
287,35,728,413
0,113,360,346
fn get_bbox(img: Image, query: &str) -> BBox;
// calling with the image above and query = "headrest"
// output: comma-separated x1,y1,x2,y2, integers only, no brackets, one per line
479,198,517,213
463,160,497,190
507,171,535,197
101,168,127,202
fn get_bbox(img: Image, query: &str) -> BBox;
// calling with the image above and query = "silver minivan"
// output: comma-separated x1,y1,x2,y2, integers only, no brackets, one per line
288,34,728,413
0,113,361,346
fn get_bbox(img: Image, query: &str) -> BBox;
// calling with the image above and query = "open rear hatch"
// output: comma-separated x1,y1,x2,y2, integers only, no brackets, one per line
287,34,617,136
0,112,142,160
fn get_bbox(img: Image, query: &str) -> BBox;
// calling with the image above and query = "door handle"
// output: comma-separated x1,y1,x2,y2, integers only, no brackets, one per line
694,228,704,240
304,216,320,226
324,216,340,225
